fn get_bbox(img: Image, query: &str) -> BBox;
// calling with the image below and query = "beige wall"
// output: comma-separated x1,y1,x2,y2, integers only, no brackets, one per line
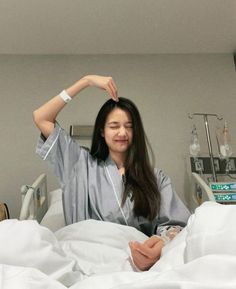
0,54,235,217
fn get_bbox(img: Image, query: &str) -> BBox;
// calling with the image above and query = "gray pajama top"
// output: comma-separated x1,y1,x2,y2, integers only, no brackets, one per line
36,123,190,236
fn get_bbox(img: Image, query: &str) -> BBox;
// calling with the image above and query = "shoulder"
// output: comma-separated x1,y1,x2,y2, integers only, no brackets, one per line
52,122,93,161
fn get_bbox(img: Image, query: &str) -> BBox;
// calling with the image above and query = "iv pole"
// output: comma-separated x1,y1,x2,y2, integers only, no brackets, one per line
188,113,223,182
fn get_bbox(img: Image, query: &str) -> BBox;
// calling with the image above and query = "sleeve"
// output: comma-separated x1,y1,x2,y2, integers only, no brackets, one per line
36,122,87,186
155,169,191,241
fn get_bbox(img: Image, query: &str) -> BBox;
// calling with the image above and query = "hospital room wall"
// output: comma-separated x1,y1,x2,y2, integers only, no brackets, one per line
0,54,235,218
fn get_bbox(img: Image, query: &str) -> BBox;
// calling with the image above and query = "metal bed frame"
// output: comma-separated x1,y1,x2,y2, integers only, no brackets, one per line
19,173,48,223
190,172,215,211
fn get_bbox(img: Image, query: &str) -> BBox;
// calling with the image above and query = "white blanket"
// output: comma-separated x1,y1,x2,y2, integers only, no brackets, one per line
1,202,236,289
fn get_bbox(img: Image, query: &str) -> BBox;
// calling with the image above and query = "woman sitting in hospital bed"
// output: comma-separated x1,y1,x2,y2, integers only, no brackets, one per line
33,74,190,271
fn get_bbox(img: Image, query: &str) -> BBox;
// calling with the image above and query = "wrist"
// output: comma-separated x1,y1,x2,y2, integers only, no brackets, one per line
81,75,92,87
66,77,89,97
59,90,72,103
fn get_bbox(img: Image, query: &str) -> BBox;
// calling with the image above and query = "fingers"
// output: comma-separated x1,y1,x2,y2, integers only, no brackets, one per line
111,78,118,91
110,79,118,99
129,242,148,270
84,75,119,102
144,235,163,247
105,82,118,102
106,77,118,102
129,242,157,271
129,241,152,258
136,244,161,259
129,238,164,259
129,237,165,271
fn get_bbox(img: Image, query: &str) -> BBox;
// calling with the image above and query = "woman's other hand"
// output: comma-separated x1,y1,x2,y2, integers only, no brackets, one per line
129,236,165,271
83,75,118,102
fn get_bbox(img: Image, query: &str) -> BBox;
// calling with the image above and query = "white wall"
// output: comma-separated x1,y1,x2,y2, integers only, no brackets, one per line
0,54,235,217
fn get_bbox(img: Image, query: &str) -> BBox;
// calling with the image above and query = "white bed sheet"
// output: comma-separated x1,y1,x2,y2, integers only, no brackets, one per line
1,202,236,289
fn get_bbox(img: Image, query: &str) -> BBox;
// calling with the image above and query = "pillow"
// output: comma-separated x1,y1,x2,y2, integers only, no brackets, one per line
48,188,63,205
40,189,65,232
55,219,148,276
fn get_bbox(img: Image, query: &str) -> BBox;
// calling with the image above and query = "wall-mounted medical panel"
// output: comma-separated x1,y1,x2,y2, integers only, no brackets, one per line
190,157,236,174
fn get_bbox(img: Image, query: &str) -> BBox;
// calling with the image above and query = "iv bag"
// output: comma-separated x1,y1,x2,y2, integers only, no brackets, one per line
218,121,233,158
189,125,200,157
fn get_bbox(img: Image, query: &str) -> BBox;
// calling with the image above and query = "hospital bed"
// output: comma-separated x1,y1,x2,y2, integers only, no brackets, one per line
19,171,218,233
1,173,234,289
19,172,216,228
20,172,217,226
189,172,215,211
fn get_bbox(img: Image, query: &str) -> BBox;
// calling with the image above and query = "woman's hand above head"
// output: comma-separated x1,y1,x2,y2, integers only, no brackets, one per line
129,236,164,271
83,75,118,102
33,74,118,138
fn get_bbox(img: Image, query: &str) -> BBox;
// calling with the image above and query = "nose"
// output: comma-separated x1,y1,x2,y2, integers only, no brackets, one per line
118,126,127,136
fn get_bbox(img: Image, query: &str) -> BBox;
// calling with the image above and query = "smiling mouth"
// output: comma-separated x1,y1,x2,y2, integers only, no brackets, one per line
115,140,128,143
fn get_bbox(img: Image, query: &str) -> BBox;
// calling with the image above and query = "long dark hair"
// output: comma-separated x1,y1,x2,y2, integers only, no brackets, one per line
90,97,160,220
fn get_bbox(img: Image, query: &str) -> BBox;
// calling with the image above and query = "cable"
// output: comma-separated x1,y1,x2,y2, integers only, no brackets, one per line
104,165,128,226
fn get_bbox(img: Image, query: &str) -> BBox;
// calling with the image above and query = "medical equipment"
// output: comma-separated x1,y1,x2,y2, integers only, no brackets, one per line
219,121,233,158
20,174,48,222
191,172,236,207
216,121,234,174
190,172,215,210
189,113,236,210
210,181,236,204
189,125,200,157
105,165,129,226
188,112,223,181
189,125,203,173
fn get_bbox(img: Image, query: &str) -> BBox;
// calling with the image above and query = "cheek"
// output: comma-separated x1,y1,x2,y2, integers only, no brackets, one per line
129,131,133,142
103,130,114,141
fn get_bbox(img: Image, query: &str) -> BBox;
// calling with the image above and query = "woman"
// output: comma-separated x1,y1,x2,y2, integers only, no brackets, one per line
33,75,190,271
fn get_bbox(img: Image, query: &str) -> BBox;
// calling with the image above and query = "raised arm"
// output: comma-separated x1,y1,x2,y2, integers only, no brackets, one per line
33,75,118,138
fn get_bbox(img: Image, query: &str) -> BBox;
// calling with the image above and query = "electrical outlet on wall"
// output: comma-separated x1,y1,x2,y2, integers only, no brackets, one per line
195,159,204,172
228,159,236,172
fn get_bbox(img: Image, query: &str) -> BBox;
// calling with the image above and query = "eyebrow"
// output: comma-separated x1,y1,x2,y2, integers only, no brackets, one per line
107,121,132,125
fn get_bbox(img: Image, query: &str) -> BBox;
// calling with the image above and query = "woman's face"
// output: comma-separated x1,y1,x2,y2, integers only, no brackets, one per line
102,108,133,156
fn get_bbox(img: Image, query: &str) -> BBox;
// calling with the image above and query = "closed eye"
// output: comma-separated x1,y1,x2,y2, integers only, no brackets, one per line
106,122,133,129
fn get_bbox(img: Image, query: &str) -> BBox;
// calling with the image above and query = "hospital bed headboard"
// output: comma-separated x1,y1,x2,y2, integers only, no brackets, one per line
19,174,48,223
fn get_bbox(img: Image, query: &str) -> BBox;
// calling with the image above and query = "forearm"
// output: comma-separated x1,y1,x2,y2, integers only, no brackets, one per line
33,77,89,138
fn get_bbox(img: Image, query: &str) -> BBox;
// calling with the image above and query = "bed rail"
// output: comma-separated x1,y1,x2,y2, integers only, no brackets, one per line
19,173,48,223
191,173,215,207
